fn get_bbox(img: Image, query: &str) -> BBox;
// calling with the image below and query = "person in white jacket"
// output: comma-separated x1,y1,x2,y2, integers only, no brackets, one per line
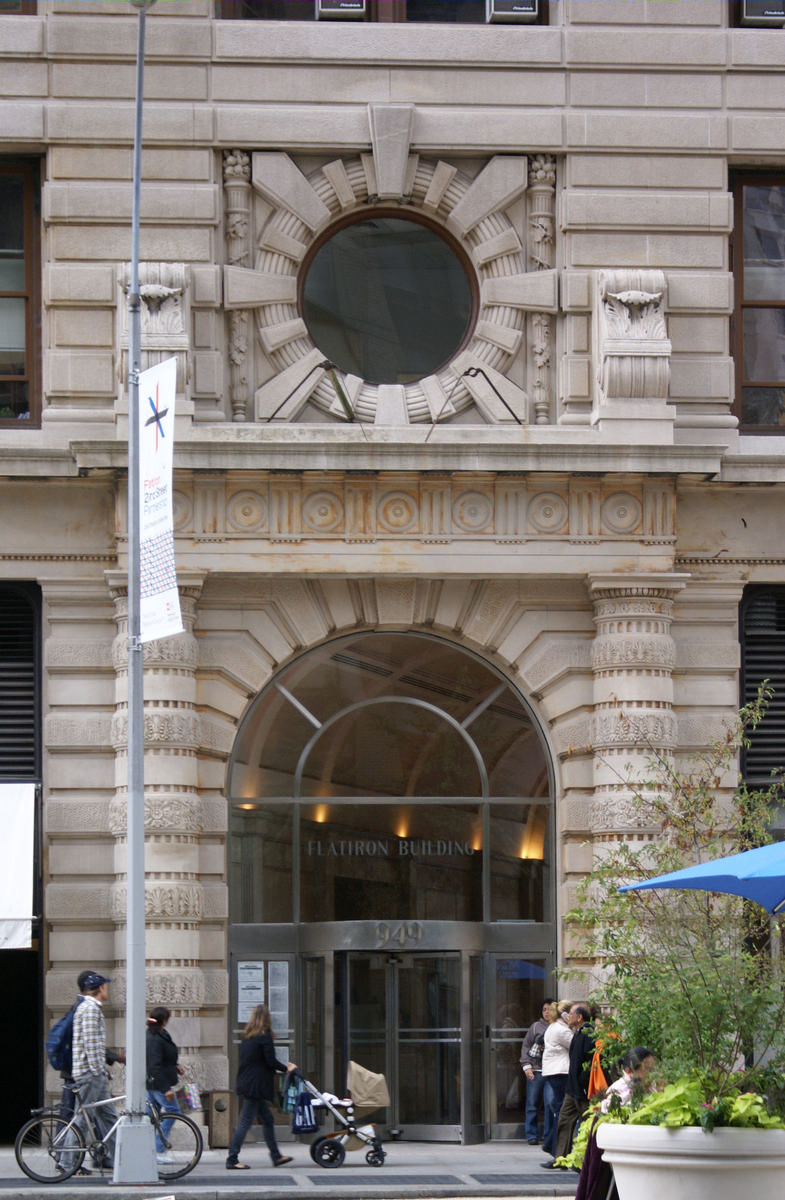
539,1001,575,1161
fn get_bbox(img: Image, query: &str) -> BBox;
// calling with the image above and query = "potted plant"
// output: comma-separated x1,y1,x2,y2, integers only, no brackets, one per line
563,682,785,1200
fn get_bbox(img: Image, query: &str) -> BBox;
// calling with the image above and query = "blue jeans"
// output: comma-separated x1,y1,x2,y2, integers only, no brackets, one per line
541,1073,567,1157
227,1095,282,1165
524,1071,545,1142
147,1089,180,1153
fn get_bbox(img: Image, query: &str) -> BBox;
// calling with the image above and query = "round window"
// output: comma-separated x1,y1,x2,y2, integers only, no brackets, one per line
301,215,475,385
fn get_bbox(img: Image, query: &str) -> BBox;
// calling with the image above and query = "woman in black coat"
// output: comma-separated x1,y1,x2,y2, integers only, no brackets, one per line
145,1006,185,1163
225,1004,297,1169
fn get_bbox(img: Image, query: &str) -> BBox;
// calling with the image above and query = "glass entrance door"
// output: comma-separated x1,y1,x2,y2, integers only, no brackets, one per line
339,952,462,1140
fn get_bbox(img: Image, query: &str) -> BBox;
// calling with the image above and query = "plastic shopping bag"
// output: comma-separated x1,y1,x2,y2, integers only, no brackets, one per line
587,1049,608,1099
291,1089,319,1134
177,1082,202,1112
279,1073,299,1114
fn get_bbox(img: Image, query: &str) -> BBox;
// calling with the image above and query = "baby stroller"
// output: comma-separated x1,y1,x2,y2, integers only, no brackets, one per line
293,1061,389,1168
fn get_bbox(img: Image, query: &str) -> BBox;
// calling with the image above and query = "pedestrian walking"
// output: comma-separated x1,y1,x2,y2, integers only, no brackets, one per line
145,1006,185,1165
226,1004,297,1170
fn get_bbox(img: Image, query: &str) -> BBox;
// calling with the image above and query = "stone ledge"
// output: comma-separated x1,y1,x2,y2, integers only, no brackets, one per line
70,430,725,478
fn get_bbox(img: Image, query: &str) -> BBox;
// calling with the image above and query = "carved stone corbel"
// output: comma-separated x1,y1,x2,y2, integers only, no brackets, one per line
593,269,674,443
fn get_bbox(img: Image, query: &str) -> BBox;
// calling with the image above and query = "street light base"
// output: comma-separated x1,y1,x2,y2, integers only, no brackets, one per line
112,1116,158,1184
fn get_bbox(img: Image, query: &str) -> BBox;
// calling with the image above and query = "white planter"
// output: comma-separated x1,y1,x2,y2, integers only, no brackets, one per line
596,1122,785,1200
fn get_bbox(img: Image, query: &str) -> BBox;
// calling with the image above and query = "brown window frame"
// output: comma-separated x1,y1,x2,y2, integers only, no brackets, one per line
0,159,41,428
0,1,37,12
732,172,785,433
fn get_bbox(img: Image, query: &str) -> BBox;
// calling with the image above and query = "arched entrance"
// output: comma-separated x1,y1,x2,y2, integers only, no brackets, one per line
226,630,555,1142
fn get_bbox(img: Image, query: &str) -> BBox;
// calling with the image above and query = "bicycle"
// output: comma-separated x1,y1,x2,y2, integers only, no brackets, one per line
14,1087,203,1184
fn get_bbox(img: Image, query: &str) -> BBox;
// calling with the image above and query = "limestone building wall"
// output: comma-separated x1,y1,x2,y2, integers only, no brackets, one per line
2,0,785,1100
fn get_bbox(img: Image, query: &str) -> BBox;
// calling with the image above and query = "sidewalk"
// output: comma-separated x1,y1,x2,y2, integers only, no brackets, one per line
0,1139,577,1200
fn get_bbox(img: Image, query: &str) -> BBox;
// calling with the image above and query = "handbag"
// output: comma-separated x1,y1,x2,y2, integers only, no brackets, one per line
176,1082,202,1112
291,1087,319,1135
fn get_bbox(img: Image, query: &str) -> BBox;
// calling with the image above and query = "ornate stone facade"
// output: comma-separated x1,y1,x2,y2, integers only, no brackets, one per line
4,0,783,1132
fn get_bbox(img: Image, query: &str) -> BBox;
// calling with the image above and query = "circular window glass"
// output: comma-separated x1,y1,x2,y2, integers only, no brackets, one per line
301,216,474,385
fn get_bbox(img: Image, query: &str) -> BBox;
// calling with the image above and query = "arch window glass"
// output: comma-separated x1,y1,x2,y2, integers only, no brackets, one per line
227,632,552,926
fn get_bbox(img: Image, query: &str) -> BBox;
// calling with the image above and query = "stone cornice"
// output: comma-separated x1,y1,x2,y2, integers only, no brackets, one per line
717,449,785,483
71,431,724,478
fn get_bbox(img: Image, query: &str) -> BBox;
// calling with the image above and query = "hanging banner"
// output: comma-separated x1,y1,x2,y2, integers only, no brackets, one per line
0,783,35,949
139,356,183,643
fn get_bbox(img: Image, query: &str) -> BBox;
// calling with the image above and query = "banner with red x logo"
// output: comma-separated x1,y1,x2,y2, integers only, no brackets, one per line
139,356,183,644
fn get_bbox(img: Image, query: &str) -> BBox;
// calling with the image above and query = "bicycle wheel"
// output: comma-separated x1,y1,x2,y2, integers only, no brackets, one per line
15,1113,85,1183
153,1111,203,1180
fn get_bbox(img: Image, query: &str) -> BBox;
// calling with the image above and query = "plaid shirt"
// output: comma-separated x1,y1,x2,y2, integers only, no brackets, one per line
72,994,107,1078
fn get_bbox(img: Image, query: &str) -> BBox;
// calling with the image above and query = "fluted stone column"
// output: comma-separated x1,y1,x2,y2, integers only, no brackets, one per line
107,573,210,1094
588,574,687,839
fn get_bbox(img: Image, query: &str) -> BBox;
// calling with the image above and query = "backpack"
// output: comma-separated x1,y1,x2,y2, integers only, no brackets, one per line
46,1002,78,1074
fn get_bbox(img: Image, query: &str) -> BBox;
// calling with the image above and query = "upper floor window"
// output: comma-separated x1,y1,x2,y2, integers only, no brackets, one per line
734,175,785,430
0,1,37,11
217,0,546,23
0,161,40,425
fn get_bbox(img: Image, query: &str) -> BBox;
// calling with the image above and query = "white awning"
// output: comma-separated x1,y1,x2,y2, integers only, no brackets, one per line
0,783,35,949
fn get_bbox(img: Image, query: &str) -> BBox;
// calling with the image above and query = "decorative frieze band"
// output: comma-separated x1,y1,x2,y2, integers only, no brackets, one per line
170,476,675,545
108,793,204,836
111,884,204,923
108,968,206,1009
110,709,201,752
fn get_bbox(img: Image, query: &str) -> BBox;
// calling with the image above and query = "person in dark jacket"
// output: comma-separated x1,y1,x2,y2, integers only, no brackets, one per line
543,1002,595,1167
145,1006,185,1164
225,1004,297,1170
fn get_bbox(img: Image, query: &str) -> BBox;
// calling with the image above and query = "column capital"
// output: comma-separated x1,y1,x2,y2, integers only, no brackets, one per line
587,572,689,603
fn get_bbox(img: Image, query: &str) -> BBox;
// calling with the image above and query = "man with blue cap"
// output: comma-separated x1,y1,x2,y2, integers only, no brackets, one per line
71,971,117,1170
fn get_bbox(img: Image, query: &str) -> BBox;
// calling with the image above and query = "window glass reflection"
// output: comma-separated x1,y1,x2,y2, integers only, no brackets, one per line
490,803,549,921
300,801,483,922
230,804,293,924
230,632,545,801
302,218,472,384
743,186,785,302
743,308,785,384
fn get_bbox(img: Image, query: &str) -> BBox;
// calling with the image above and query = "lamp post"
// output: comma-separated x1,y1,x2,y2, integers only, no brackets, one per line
113,0,158,1182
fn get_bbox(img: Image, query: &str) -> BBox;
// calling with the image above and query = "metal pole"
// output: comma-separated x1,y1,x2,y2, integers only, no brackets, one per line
113,0,158,1182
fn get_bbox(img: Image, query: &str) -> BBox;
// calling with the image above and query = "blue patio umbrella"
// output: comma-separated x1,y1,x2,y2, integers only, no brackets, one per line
619,840,785,915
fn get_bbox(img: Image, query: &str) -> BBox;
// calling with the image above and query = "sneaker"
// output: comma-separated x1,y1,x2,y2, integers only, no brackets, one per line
156,1153,175,1165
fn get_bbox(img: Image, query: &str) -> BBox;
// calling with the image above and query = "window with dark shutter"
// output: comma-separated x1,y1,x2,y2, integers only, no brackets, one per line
0,586,39,779
740,586,785,785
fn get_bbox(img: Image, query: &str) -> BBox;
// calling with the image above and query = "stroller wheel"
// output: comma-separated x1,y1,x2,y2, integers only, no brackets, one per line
312,1136,346,1168
309,1135,337,1164
366,1148,385,1167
